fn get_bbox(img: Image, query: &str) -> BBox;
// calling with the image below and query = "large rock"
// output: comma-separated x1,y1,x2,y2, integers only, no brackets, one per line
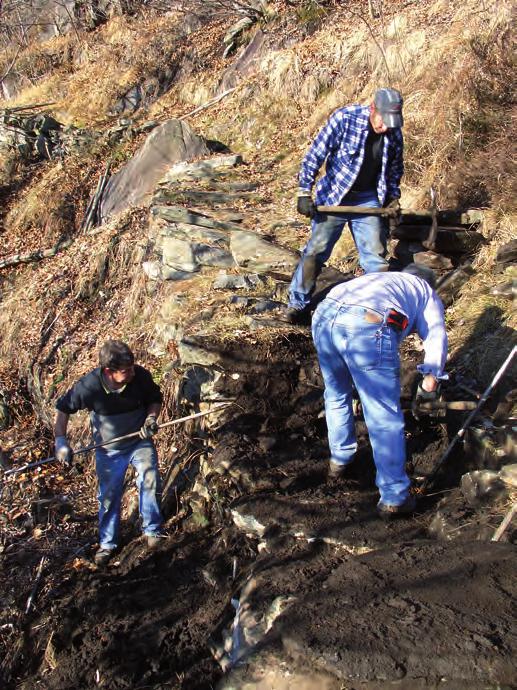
230,230,298,278
219,30,269,93
100,119,210,220
162,236,235,271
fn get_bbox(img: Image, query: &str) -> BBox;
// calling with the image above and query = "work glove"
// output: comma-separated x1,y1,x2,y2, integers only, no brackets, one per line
55,435,73,466
297,192,316,219
412,379,442,420
139,415,159,439
384,196,401,233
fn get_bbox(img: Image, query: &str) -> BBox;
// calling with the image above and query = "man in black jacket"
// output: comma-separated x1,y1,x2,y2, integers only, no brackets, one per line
54,340,164,566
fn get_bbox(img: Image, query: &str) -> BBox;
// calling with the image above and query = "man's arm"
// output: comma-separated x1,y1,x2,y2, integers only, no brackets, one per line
299,110,342,192
385,128,404,200
414,291,448,380
54,410,73,464
54,410,70,437
147,402,161,418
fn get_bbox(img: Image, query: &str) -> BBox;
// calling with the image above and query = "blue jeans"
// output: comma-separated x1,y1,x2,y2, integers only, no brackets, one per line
312,298,410,506
95,439,163,550
288,190,388,310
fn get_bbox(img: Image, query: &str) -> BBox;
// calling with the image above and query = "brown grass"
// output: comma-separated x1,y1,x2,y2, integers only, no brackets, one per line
0,0,515,421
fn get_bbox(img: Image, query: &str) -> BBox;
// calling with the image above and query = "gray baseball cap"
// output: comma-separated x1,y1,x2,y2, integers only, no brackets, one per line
374,88,404,128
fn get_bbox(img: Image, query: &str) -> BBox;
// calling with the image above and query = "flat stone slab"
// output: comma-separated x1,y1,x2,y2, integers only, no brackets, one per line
279,541,517,687
152,205,244,232
230,230,298,278
100,119,209,220
151,216,230,246
161,154,243,182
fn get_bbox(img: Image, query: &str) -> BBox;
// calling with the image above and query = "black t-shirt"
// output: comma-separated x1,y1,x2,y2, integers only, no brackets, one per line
350,122,384,192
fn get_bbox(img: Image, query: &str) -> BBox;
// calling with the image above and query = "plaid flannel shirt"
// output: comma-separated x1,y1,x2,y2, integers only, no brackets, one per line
299,105,404,206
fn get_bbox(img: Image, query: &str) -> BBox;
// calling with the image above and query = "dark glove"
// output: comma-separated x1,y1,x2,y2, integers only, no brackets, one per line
55,435,73,466
297,193,316,218
139,415,159,439
412,380,442,419
385,196,401,232
415,381,441,402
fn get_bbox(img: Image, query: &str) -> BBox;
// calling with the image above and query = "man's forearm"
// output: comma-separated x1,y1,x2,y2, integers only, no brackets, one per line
54,410,69,437
147,403,161,419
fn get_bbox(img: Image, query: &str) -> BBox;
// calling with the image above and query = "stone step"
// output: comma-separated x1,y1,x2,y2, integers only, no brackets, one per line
161,154,244,183
154,187,257,205
152,205,244,232
153,218,230,247
400,209,484,227
392,226,485,253
162,236,235,272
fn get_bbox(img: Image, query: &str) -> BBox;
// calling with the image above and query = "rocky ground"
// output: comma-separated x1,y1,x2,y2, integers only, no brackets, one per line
0,132,516,689
1,2,516,682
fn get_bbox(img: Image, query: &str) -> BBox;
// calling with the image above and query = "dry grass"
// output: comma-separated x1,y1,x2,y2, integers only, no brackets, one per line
446,211,516,386
0,0,515,421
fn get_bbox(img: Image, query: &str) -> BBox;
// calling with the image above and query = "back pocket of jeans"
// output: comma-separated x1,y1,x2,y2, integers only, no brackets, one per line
347,331,382,370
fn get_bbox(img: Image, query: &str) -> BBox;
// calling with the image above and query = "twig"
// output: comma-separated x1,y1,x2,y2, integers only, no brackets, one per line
492,503,517,542
0,42,22,82
25,556,47,614
179,87,238,121
0,238,73,270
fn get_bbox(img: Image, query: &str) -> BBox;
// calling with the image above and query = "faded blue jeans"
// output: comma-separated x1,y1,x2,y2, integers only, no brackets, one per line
95,439,163,550
312,298,410,506
289,190,388,310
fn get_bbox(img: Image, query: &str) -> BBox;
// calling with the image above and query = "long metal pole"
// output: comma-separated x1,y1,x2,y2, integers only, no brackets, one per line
3,402,232,477
420,346,516,492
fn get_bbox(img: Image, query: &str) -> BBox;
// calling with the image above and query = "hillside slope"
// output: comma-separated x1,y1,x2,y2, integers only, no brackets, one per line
0,1,515,688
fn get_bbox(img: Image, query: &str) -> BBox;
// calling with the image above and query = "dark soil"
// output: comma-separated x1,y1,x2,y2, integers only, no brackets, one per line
280,540,517,687
1,349,515,690
9,528,255,690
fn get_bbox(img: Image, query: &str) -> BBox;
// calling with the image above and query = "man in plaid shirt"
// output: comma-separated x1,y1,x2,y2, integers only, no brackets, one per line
285,88,404,323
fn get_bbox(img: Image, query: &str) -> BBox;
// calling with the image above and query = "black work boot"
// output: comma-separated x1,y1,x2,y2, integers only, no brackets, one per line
94,547,115,567
377,495,417,520
282,307,311,326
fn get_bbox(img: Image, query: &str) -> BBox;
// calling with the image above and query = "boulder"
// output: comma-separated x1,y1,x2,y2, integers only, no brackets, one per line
460,470,506,506
219,30,269,93
162,236,235,271
500,463,517,488
100,119,210,220
161,154,243,183
413,251,454,270
496,240,517,267
142,260,193,282
436,264,475,307
162,237,198,272
230,230,298,278
213,272,262,290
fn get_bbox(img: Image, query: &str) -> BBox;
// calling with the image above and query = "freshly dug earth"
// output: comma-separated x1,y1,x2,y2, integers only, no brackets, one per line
280,541,517,688
11,529,252,690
